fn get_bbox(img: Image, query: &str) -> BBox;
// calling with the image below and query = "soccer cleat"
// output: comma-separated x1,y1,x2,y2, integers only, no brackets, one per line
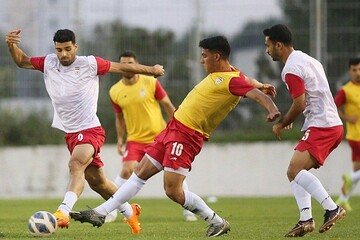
319,206,346,233
123,203,142,234
105,209,118,223
206,218,231,237
335,198,352,212
53,209,70,229
69,209,105,228
285,218,315,237
341,174,353,196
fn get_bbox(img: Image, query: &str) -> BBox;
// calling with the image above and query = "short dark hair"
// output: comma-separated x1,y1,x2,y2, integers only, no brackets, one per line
199,36,231,59
53,29,76,44
263,24,292,46
349,57,360,68
119,50,137,60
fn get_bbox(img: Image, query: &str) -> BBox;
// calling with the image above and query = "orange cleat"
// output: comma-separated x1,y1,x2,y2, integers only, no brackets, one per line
124,203,142,234
53,209,70,229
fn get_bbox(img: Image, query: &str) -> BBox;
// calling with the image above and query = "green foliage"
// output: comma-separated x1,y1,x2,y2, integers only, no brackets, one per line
0,109,63,146
0,197,358,239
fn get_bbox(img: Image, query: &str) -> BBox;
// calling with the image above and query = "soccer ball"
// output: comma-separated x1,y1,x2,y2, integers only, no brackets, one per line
28,211,57,237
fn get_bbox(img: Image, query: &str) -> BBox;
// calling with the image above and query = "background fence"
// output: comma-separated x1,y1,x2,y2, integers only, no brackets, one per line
0,0,359,145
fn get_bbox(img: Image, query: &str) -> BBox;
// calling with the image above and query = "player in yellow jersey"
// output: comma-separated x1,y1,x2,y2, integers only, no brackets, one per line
335,58,360,211
70,36,280,237
105,51,197,223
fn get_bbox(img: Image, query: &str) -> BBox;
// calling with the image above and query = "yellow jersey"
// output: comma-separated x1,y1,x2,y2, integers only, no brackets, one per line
336,81,360,141
109,75,167,143
174,69,253,139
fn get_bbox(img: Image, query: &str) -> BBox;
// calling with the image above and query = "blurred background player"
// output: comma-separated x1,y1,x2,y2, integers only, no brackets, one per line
70,35,280,237
5,29,164,232
105,50,197,222
264,24,345,237
335,57,360,211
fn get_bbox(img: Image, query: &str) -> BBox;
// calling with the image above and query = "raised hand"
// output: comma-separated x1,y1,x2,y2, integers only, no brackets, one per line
153,64,165,77
5,29,21,46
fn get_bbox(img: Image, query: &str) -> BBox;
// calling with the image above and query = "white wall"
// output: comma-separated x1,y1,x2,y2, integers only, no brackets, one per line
0,142,357,199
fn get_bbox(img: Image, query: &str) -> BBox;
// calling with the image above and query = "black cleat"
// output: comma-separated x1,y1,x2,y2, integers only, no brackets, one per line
70,209,105,228
285,218,315,237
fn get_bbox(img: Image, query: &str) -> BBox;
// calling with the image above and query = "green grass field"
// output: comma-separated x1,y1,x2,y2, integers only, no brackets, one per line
0,196,358,239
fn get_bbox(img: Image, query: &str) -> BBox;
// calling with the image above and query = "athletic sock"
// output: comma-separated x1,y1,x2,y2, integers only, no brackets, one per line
290,181,312,221
294,170,337,211
183,190,222,224
182,180,196,216
95,173,146,216
59,191,78,216
351,170,360,183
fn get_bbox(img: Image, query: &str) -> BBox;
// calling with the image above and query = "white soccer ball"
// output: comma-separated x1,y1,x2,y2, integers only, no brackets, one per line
28,211,57,237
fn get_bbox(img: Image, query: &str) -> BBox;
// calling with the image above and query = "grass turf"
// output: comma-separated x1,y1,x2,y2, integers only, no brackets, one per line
0,196,358,239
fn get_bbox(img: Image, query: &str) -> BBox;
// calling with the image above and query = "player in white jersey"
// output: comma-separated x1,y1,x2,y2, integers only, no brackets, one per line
5,29,164,233
264,24,345,237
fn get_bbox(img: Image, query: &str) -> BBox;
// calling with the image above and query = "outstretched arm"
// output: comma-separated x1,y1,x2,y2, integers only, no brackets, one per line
5,29,34,69
244,75,276,98
245,88,280,122
109,62,164,77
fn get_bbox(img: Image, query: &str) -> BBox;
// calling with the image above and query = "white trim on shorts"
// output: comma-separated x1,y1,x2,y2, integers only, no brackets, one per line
164,167,189,177
145,153,164,171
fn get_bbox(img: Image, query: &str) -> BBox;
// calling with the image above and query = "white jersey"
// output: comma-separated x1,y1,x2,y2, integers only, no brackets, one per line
43,54,101,133
281,50,342,131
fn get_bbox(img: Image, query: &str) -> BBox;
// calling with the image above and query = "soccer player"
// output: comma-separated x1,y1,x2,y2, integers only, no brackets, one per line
335,57,360,212
70,35,280,237
263,24,346,237
105,50,197,222
5,29,164,233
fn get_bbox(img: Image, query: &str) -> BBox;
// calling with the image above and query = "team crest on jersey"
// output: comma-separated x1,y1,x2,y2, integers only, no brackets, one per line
140,89,146,97
74,67,80,75
215,77,223,85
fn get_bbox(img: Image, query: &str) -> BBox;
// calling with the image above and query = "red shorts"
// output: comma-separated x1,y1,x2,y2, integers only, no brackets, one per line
123,141,148,162
295,126,343,167
64,126,106,168
145,118,204,171
347,140,360,162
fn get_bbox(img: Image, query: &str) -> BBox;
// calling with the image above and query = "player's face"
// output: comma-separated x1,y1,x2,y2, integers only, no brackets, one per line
265,36,281,61
200,48,218,73
120,57,137,79
55,41,77,66
349,63,360,83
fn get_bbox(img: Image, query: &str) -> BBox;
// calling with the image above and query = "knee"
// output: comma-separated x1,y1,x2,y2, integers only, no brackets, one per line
68,156,87,172
287,165,300,181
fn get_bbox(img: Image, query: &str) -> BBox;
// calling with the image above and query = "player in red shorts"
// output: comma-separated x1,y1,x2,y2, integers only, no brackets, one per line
105,50,197,223
70,36,280,237
264,24,345,237
5,29,163,233
334,58,360,211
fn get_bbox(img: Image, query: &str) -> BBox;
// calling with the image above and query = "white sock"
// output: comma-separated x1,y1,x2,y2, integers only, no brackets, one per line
290,181,312,221
294,170,337,211
95,173,146,216
182,181,195,216
59,191,78,216
117,202,133,219
351,170,360,182
114,176,128,188
183,190,222,224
